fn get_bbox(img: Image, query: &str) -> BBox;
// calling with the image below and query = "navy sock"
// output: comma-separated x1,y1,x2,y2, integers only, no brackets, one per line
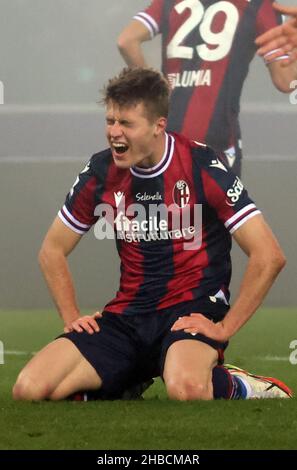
212,366,246,399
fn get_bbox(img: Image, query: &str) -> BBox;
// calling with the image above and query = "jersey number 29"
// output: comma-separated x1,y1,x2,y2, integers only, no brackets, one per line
167,0,239,61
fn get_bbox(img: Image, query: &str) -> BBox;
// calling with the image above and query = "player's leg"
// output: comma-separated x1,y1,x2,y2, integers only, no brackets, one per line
163,339,218,400
13,338,101,401
159,298,230,401
166,310,293,400
225,364,293,399
58,312,143,400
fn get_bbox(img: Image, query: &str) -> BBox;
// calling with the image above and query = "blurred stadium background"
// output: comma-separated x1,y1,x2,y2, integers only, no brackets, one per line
0,0,296,450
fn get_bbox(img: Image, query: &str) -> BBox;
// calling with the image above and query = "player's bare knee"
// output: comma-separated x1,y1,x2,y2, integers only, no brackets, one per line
166,376,212,401
186,381,212,401
12,372,50,401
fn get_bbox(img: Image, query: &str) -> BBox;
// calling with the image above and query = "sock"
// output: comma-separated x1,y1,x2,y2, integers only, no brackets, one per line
231,375,249,399
212,366,233,399
233,376,252,399
212,366,249,399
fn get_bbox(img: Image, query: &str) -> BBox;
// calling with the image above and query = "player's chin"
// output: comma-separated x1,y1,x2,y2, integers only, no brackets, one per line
113,157,131,169
112,153,131,169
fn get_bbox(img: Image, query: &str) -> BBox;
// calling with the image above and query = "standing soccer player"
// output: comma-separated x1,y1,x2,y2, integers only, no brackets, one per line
118,0,297,176
13,68,292,402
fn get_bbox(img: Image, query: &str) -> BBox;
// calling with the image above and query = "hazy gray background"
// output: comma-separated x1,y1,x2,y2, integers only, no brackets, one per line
0,0,296,310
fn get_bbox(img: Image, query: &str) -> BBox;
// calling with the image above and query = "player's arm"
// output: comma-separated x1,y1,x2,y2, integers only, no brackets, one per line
117,19,151,67
255,3,297,90
265,55,297,92
256,3,297,64
172,215,286,341
39,217,100,333
218,214,286,338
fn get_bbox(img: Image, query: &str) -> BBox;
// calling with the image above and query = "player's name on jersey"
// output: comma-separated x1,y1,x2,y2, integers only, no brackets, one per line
168,70,211,89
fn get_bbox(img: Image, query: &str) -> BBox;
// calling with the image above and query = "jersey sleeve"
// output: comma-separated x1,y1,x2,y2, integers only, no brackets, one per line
198,147,261,235
133,0,165,39
58,156,100,235
256,0,289,64
256,0,282,34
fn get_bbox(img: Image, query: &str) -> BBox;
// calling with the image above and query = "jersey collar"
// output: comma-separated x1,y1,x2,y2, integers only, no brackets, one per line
130,133,175,179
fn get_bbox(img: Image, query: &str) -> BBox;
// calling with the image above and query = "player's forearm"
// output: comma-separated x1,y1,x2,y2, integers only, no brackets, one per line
222,252,286,338
117,20,151,68
118,41,148,68
38,247,80,326
269,60,297,92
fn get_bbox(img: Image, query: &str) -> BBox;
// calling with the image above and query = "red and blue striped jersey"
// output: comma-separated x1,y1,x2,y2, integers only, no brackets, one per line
133,0,284,161
59,133,260,315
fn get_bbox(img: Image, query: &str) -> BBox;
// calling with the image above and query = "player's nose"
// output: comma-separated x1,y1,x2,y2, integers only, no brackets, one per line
109,121,123,138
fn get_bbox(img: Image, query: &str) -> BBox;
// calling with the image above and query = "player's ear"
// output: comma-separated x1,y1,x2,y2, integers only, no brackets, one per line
154,116,167,136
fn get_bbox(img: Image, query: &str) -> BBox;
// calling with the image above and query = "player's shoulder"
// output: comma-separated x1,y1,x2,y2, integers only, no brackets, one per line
189,140,216,161
172,133,227,172
87,148,113,176
89,148,113,166
189,139,229,173
185,138,237,188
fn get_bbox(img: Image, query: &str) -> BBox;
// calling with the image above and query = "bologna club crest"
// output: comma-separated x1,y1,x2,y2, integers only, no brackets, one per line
173,180,190,208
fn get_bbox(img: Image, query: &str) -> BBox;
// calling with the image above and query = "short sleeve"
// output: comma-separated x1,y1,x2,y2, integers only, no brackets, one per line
133,0,165,38
58,157,100,235
199,150,261,234
256,0,283,35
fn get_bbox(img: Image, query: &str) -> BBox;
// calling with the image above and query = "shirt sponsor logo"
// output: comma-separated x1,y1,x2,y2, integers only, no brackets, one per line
114,191,125,208
168,70,211,89
226,177,244,206
135,192,162,202
115,212,196,244
94,199,202,250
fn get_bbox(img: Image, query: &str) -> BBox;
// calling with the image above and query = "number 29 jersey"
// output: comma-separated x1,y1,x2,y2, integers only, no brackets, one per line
134,0,283,164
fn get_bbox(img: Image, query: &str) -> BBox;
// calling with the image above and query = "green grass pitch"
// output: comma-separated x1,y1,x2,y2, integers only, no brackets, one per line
0,308,297,450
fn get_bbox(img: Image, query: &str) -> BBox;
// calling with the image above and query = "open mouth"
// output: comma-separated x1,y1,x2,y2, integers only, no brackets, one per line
112,143,129,155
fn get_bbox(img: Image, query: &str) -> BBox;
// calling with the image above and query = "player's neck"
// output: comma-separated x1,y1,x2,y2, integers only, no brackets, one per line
137,133,166,169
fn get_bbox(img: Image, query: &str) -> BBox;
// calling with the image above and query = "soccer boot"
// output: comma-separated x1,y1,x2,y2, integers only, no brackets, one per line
225,364,293,399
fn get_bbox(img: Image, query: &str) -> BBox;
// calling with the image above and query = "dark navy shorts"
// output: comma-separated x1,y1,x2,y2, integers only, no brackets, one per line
59,298,229,398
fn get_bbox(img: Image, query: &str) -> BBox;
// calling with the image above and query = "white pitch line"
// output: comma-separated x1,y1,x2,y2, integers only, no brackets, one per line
258,355,290,362
5,350,35,356
4,351,290,362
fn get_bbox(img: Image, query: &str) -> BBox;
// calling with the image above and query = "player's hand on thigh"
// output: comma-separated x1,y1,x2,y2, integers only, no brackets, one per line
64,311,102,334
171,313,228,342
